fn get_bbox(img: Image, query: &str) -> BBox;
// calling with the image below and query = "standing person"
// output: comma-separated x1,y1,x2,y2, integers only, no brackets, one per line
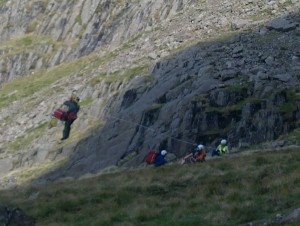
211,139,229,157
154,150,168,167
60,94,80,141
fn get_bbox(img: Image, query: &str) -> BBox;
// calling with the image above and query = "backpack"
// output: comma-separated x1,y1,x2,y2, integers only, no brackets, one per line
145,151,158,164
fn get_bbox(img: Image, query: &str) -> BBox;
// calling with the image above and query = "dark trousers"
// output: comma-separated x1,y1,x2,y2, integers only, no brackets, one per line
62,120,74,139
211,149,220,157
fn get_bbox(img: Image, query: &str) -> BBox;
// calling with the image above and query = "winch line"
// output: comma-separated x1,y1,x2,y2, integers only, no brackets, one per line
105,114,197,146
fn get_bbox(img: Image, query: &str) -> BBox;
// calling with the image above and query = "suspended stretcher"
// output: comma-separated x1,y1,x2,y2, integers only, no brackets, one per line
52,108,67,120
48,108,67,129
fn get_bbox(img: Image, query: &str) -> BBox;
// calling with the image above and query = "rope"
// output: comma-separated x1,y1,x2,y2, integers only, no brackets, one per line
105,115,197,146
51,103,197,147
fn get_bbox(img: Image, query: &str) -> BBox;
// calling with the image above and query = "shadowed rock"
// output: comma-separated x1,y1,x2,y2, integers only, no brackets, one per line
0,204,35,226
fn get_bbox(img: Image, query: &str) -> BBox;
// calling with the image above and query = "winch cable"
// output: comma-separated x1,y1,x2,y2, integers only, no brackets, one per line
103,114,197,146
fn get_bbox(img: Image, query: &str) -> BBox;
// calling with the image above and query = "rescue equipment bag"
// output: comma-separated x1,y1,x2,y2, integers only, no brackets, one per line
67,112,78,121
145,151,158,164
52,108,67,121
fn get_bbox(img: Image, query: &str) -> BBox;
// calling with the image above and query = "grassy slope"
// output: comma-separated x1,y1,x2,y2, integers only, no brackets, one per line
0,148,299,226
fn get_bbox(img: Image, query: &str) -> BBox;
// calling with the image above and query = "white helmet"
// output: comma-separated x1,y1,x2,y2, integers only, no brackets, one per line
221,139,227,145
161,150,167,156
197,144,204,150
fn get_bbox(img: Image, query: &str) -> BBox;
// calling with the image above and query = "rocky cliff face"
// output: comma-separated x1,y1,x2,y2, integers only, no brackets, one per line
0,0,299,184
0,0,190,83
43,15,300,180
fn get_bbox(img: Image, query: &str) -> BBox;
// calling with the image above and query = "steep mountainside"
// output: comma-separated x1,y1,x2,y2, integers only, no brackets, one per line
0,0,299,185
0,0,202,83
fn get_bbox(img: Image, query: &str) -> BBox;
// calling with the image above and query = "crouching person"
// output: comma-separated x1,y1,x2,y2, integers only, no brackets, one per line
181,144,206,164
193,144,206,162
154,150,168,167
211,139,229,157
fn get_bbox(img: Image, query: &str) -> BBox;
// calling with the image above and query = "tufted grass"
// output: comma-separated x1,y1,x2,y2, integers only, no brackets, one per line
0,52,112,109
79,97,93,107
0,148,299,225
0,0,9,5
0,62,84,109
278,128,300,144
0,34,59,57
88,64,150,86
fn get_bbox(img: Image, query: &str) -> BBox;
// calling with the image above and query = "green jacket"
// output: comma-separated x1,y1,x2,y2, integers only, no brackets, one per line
217,144,228,154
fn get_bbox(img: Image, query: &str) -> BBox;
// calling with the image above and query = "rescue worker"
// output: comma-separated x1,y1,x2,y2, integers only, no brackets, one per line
60,94,80,140
154,150,168,167
193,144,207,162
211,139,229,157
181,144,206,164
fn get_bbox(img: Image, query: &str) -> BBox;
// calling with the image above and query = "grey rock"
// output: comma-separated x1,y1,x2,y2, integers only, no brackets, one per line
280,208,300,224
265,56,274,65
219,69,239,81
0,204,35,226
276,213,283,221
148,52,158,60
266,18,299,32
28,192,40,200
231,19,252,30
292,56,300,63
259,27,268,35
0,159,13,177
273,73,292,83
233,46,243,54
165,153,177,162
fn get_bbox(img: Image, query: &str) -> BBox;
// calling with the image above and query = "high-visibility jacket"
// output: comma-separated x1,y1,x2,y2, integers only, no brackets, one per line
217,144,228,154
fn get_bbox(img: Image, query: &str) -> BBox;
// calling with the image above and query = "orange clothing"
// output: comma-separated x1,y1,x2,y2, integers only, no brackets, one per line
194,150,206,162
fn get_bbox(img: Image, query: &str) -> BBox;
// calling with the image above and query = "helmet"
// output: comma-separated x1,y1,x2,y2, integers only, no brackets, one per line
197,144,204,150
161,150,167,156
221,139,227,145
72,96,80,103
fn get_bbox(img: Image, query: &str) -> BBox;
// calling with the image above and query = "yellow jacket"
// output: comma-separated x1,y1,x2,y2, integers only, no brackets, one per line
217,144,228,154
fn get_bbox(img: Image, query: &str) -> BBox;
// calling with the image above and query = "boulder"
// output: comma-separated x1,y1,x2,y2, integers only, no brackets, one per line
266,18,299,32
279,208,300,224
0,204,35,226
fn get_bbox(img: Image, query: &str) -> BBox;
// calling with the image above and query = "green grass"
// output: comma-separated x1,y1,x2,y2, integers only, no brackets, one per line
0,35,125,110
247,0,294,22
0,0,9,5
0,34,58,57
225,82,252,93
0,52,116,109
89,64,150,86
204,96,262,116
0,148,299,225
279,89,300,120
104,65,148,83
278,128,300,143
79,97,93,107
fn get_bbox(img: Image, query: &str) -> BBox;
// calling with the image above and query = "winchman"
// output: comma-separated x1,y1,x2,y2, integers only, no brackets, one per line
60,94,80,141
